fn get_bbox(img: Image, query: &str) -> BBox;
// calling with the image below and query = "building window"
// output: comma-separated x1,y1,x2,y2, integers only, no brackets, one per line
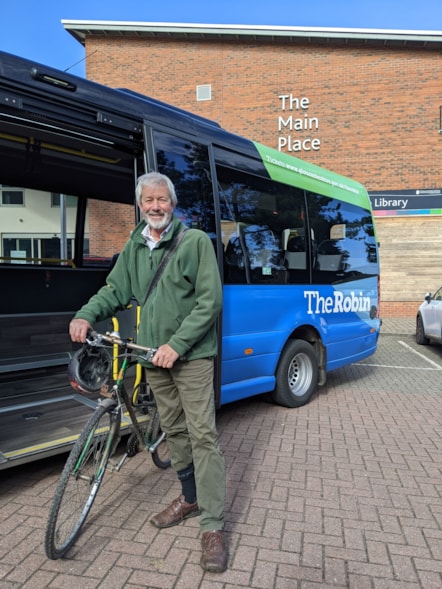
196,84,212,101
2,235,75,265
51,193,78,207
1,185,24,206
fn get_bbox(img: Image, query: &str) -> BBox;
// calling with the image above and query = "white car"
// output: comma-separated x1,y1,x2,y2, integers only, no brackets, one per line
416,286,442,345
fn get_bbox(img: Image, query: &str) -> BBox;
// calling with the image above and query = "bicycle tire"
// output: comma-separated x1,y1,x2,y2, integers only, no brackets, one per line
126,421,150,457
150,410,171,470
45,400,119,560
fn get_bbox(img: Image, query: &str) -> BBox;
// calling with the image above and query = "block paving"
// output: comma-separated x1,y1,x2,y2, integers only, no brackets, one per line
1,318,441,588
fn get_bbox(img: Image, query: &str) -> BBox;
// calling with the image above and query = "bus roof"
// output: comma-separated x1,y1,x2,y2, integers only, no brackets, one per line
0,50,370,210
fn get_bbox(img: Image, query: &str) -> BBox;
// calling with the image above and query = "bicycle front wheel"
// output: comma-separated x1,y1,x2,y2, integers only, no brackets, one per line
45,400,119,560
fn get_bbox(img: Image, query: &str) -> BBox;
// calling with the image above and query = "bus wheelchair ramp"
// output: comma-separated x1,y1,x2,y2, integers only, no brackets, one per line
0,367,100,469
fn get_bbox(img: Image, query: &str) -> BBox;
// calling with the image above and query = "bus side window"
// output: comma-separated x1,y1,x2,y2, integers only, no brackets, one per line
309,194,378,283
152,130,217,239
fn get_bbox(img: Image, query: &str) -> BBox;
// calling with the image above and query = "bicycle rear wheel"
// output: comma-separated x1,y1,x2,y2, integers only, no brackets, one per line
45,400,119,559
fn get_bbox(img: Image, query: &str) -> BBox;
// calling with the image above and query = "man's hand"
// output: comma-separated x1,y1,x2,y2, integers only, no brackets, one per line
69,318,92,343
152,344,179,368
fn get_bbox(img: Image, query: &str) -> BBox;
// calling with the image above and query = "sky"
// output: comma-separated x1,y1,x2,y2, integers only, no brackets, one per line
2,0,442,77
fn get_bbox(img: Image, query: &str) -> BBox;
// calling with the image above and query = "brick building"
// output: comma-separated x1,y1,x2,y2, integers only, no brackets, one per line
64,21,442,316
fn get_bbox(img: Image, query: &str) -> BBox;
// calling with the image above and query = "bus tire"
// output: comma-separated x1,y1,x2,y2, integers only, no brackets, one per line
273,339,318,408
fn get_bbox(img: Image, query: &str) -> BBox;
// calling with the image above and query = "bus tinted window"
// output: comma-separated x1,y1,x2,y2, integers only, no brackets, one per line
308,193,378,284
153,130,216,236
216,164,308,284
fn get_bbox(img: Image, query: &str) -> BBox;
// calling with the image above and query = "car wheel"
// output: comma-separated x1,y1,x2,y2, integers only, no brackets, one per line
416,314,429,345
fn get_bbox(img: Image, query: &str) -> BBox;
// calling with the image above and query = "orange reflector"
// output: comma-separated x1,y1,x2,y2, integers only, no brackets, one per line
244,348,253,355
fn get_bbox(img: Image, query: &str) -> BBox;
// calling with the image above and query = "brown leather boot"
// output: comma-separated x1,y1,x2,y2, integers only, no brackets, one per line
150,495,200,529
200,530,228,573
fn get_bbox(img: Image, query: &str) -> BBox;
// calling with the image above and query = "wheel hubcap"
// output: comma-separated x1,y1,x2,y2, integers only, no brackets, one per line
288,353,312,397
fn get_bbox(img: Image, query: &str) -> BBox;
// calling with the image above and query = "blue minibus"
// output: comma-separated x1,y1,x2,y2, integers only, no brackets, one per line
0,51,380,468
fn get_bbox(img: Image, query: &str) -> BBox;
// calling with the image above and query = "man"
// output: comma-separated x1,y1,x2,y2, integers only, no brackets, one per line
69,172,227,573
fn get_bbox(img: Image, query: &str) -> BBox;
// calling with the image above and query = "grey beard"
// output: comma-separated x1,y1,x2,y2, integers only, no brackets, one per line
145,212,172,230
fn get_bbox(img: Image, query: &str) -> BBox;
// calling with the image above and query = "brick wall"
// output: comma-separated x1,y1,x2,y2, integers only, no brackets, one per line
84,36,442,317
88,201,133,257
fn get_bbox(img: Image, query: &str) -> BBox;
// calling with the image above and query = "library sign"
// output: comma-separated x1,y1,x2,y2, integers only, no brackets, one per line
368,189,442,217
277,93,321,153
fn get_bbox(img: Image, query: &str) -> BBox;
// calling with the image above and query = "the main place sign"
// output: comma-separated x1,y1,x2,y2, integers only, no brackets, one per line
278,93,321,153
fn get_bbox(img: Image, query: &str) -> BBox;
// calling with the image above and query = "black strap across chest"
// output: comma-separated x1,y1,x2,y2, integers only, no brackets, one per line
142,228,188,305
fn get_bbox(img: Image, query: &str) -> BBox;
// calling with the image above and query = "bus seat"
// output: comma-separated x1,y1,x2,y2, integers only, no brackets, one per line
316,240,343,271
284,235,306,270
224,234,247,283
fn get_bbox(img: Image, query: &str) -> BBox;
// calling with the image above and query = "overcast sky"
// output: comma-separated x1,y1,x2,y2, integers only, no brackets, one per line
2,0,441,76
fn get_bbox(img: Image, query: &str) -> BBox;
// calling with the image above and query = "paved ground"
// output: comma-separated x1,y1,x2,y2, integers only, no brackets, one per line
1,318,441,589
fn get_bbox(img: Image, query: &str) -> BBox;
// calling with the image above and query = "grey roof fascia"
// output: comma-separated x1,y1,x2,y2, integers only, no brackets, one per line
61,20,442,48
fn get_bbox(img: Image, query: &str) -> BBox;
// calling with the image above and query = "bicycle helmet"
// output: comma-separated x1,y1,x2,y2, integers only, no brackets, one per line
68,345,112,394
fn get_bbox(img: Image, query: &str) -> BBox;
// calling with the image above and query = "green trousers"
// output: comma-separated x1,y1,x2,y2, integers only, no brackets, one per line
145,358,225,531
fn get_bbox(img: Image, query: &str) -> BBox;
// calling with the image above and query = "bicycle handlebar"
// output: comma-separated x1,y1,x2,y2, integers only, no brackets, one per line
87,330,158,363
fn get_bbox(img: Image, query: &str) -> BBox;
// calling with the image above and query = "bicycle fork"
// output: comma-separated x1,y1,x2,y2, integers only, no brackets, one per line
74,402,120,481
148,430,166,453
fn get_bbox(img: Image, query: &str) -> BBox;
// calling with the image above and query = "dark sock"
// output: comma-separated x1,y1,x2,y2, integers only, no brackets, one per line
177,463,197,504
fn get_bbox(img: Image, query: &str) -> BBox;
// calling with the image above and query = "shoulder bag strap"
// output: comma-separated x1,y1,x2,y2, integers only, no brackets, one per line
142,228,188,305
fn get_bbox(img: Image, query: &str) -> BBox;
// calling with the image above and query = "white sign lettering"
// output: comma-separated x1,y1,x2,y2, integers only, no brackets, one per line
304,290,371,315
277,93,321,153
374,198,408,209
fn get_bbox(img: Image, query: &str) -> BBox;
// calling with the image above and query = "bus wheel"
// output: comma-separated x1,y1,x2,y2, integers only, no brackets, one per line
273,339,318,408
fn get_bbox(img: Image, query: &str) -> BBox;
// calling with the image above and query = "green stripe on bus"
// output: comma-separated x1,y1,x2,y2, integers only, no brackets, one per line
254,142,371,210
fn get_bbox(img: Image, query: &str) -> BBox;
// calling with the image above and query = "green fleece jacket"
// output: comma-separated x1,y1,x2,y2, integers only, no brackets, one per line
75,217,223,365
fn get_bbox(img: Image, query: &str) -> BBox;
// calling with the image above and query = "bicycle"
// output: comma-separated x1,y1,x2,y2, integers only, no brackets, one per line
45,330,171,560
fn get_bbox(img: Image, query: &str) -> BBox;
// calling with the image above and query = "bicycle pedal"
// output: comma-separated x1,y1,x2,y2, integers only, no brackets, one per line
106,454,128,472
114,454,128,471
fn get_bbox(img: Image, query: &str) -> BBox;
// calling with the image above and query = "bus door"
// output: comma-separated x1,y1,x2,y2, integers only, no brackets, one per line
144,125,224,406
0,76,143,468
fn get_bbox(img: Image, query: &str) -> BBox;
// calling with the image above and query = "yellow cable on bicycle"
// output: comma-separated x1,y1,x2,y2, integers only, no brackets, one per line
132,305,143,404
111,306,143,404
111,317,120,380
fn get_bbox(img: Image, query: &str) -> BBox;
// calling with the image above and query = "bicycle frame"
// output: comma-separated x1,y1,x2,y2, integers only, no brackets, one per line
86,331,163,466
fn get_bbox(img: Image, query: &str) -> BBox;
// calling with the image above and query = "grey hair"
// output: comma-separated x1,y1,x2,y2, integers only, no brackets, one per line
135,172,177,206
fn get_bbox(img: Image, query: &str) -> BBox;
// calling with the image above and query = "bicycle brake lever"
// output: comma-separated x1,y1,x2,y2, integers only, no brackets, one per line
85,332,102,346
143,348,158,362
